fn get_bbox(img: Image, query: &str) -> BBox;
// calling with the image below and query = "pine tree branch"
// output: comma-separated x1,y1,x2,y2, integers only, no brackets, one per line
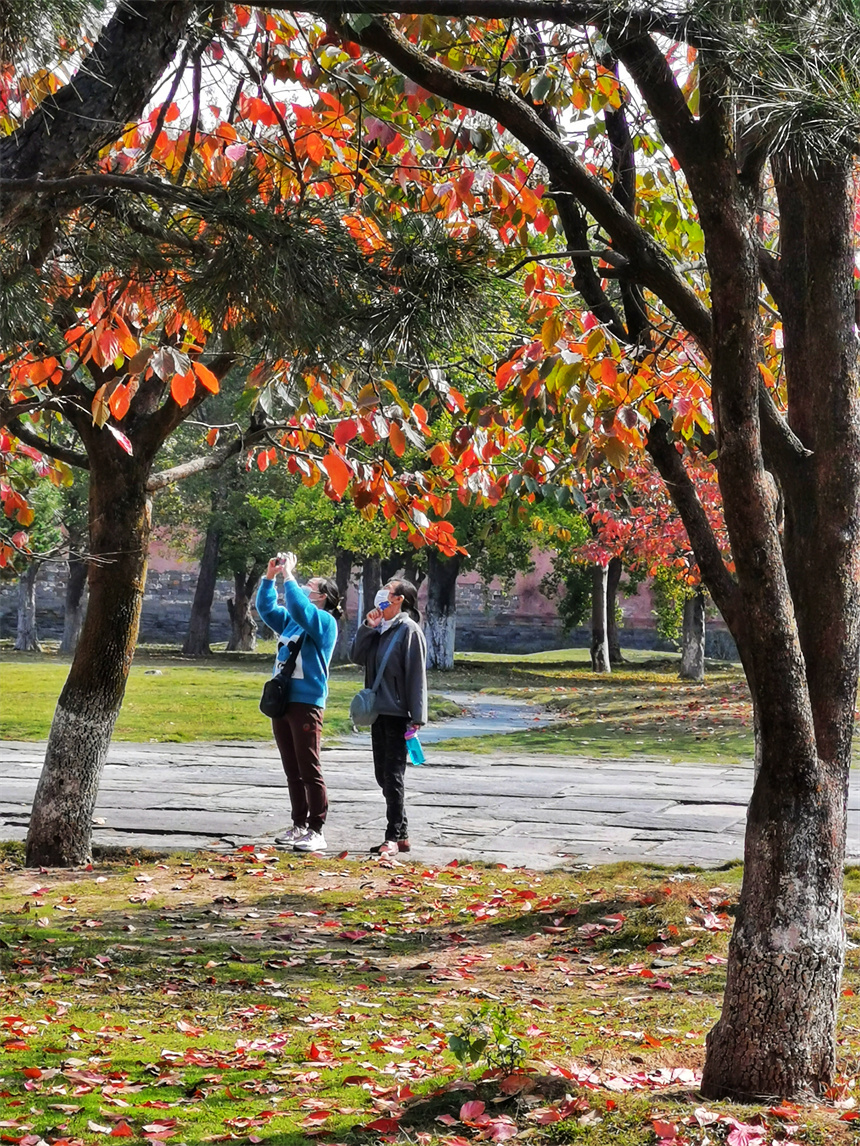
349,16,713,352
0,0,195,230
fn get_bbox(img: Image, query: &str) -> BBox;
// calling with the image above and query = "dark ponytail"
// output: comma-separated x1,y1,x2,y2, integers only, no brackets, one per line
317,577,344,621
391,579,420,623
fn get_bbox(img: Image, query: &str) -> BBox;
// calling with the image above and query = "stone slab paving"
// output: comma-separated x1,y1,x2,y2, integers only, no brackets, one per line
4,737,860,869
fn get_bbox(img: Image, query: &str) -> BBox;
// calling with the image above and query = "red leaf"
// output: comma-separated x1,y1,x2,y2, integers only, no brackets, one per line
319,450,352,499
110,1123,134,1138
460,1101,485,1121
363,1118,400,1133
334,418,358,448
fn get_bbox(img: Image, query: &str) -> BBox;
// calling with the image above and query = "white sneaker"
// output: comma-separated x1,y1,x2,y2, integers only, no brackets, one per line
293,828,327,852
275,823,307,845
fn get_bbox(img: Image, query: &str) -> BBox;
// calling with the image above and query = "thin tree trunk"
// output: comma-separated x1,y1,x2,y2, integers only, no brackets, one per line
590,563,610,673
362,555,382,616
679,590,705,682
403,556,426,589
14,563,41,652
332,547,353,664
182,520,220,655
226,570,258,651
26,459,152,867
606,556,624,666
60,556,88,655
425,550,459,670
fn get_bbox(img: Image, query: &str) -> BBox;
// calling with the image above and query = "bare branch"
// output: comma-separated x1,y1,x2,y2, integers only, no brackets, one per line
8,418,90,469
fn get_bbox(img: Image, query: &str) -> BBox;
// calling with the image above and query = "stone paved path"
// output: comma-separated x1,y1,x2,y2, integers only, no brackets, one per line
6,735,860,869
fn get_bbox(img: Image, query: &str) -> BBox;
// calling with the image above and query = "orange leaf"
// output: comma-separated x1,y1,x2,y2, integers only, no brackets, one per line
170,370,197,406
389,422,406,457
192,361,220,393
601,358,618,387
320,450,352,499
257,450,269,472
206,427,220,447
430,443,448,466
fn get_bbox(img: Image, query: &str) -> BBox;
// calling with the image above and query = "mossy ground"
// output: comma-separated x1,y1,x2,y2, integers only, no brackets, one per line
2,846,860,1145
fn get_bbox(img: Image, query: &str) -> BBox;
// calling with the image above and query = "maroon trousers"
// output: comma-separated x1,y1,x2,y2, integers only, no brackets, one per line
271,703,327,832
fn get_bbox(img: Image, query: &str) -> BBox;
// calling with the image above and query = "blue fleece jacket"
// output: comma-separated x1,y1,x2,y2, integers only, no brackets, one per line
255,577,338,708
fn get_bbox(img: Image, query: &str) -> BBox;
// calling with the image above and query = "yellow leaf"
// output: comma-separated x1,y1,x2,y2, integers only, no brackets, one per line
541,314,563,351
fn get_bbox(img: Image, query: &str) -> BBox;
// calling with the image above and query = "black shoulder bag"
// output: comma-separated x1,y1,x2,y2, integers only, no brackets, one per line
260,633,305,718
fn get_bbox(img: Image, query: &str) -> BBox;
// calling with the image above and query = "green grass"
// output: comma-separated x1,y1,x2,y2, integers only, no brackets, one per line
1,848,858,1146
0,649,461,741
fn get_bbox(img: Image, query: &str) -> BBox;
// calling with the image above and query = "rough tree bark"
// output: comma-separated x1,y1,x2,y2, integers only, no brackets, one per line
606,556,624,666
26,453,152,866
589,563,610,673
182,519,220,656
226,570,260,652
696,156,860,1101
14,563,42,652
425,550,460,670
60,556,88,655
679,590,705,682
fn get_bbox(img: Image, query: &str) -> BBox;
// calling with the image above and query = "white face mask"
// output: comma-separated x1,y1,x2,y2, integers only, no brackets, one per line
374,589,390,609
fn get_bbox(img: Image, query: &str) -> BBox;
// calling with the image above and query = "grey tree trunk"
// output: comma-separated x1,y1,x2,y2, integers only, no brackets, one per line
607,556,624,666
679,590,706,682
14,563,41,652
226,570,259,652
60,557,88,655
590,564,610,674
425,550,459,670
362,556,382,617
332,548,354,664
182,520,220,655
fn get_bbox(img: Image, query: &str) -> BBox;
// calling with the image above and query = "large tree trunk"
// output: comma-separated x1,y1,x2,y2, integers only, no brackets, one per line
14,563,41,652
606,556,624,666
26,457,152,867
679,590,705,682
226,570,259,652
60,556,88,655
332,548,353,664
425,550,459,670
182,519,220,655
589,563,610,673
694,157,860,1099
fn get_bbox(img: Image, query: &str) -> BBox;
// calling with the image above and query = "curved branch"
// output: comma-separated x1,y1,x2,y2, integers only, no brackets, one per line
147,420,271,492
352,16,713,351
8,419,90,469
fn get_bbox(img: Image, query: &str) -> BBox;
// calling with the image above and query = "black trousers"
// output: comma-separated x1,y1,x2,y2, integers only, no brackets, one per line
371,713,408,841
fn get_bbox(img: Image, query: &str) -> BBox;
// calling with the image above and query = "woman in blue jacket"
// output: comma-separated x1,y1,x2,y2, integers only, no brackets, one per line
256,551,342,853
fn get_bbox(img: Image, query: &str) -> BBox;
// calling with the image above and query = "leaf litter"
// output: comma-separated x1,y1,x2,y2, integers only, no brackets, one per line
2,844,860,1145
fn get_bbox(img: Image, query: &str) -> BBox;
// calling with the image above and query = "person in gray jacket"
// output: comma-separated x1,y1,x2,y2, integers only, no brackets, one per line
350,580,428,857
